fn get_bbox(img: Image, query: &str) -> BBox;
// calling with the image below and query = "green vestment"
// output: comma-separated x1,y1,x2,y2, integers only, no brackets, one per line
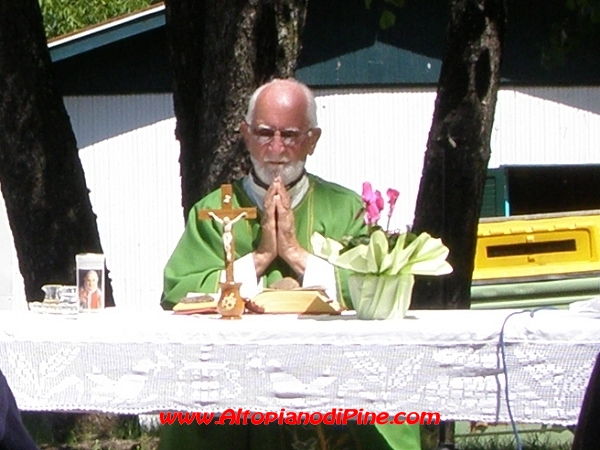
160,174,421,450
162,174,367,308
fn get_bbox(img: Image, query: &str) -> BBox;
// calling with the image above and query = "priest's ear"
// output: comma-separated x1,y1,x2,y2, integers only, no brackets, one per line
307,127,321,155
240,120,250,140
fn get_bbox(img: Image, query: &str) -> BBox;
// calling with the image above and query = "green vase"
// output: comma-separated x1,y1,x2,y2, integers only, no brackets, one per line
348,273,414,319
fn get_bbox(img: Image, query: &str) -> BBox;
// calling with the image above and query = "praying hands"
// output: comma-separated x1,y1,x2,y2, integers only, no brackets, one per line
162,78,366,313
253,176,308,278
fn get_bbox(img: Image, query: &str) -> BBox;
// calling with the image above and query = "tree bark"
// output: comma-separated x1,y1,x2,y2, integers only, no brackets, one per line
411,0,506,310
164,0,308,218
0,0,114,305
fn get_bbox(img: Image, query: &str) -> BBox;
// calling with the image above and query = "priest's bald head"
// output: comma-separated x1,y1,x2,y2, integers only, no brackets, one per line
241,79,322,186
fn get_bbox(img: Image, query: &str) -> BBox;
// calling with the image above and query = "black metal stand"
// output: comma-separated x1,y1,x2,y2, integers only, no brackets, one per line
437,420,458,450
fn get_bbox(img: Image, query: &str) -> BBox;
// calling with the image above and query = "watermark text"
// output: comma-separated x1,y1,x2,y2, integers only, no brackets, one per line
160,408,441,426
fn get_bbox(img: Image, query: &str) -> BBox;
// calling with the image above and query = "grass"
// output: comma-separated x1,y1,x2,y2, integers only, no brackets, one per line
458,437,572,450
22,413,160,450
21,414,574,450
454,421,574,450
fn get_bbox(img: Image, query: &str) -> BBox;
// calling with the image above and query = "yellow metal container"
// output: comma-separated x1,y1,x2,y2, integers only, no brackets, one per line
473,210,600,282
471,210,600,309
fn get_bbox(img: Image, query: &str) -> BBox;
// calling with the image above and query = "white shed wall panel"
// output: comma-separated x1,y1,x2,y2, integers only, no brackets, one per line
0,193,22,310
2,86,600,310
308,86,600,229
66,94,182,310
308,87,435,229
490,87,600,166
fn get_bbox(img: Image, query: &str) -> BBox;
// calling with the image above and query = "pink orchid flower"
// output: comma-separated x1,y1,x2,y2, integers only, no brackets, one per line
386,189,400,218
386,188,400,231
362,182,384,226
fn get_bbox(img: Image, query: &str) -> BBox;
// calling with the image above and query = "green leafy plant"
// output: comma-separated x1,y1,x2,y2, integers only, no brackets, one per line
312,182,452,277
365,0,408,30
40,0,156,39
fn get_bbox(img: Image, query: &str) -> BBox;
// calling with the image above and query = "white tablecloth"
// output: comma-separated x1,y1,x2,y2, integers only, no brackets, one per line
0,308,598,425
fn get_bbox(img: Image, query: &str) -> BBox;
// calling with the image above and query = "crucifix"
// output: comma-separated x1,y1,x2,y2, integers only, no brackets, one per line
198,184,257,319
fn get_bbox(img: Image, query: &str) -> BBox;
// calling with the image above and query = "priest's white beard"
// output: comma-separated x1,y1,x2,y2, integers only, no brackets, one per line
251,156,305,186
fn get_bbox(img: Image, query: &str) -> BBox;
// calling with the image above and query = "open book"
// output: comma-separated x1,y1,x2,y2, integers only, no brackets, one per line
249,287,342,314
172,288,343,315
172,294,219,315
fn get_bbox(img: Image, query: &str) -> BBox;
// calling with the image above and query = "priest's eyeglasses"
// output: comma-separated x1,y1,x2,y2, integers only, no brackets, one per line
248,125,313,147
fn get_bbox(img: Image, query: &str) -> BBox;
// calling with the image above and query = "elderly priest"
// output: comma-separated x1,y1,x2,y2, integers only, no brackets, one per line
160,79,420,450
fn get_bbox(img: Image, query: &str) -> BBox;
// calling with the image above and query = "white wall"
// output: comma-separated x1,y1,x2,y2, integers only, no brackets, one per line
490,87,600,166
308,86,600,229
0,94,182,311
2,86,600,310
67,94,183,310
308,87,435,229
0,193,21,310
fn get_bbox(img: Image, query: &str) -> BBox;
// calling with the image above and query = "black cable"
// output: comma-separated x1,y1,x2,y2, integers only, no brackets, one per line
497,307,557,450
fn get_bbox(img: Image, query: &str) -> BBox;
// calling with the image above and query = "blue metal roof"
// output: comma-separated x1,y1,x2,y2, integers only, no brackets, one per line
46,0,600,87
48,3,165,62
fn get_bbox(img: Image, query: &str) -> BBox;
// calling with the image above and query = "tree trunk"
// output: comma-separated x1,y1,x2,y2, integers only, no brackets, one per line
164,0,308,217
411,0,506,310
0,0,114,305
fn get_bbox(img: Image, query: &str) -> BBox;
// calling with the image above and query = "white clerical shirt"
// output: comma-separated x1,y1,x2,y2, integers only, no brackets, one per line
218,173,338,300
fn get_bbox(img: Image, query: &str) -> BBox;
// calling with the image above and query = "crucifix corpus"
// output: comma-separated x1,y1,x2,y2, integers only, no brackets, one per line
198,184,257,319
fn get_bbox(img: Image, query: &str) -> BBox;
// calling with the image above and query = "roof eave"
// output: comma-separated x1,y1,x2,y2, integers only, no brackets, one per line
48,3,166,62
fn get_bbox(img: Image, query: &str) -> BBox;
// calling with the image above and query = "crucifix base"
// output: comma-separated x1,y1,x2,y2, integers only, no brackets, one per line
217,281,246,320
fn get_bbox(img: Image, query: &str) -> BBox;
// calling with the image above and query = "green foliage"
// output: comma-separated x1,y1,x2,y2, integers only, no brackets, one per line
379,9,397,30
565,0,600,23
40,0,156,39
543,0,600,67
364,0,407,30
339,226,416,255
458,437,571,450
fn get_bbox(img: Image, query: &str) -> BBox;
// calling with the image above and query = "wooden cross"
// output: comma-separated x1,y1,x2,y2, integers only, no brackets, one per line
198,184,257,282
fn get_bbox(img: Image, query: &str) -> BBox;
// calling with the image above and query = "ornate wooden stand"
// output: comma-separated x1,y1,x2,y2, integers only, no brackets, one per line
198,184,257,319
216,282,245,320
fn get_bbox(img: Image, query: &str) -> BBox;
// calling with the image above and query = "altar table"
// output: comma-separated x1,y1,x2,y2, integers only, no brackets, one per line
0,308,598,426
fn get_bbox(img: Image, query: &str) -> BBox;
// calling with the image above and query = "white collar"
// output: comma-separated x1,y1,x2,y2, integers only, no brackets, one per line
242,172,310,211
